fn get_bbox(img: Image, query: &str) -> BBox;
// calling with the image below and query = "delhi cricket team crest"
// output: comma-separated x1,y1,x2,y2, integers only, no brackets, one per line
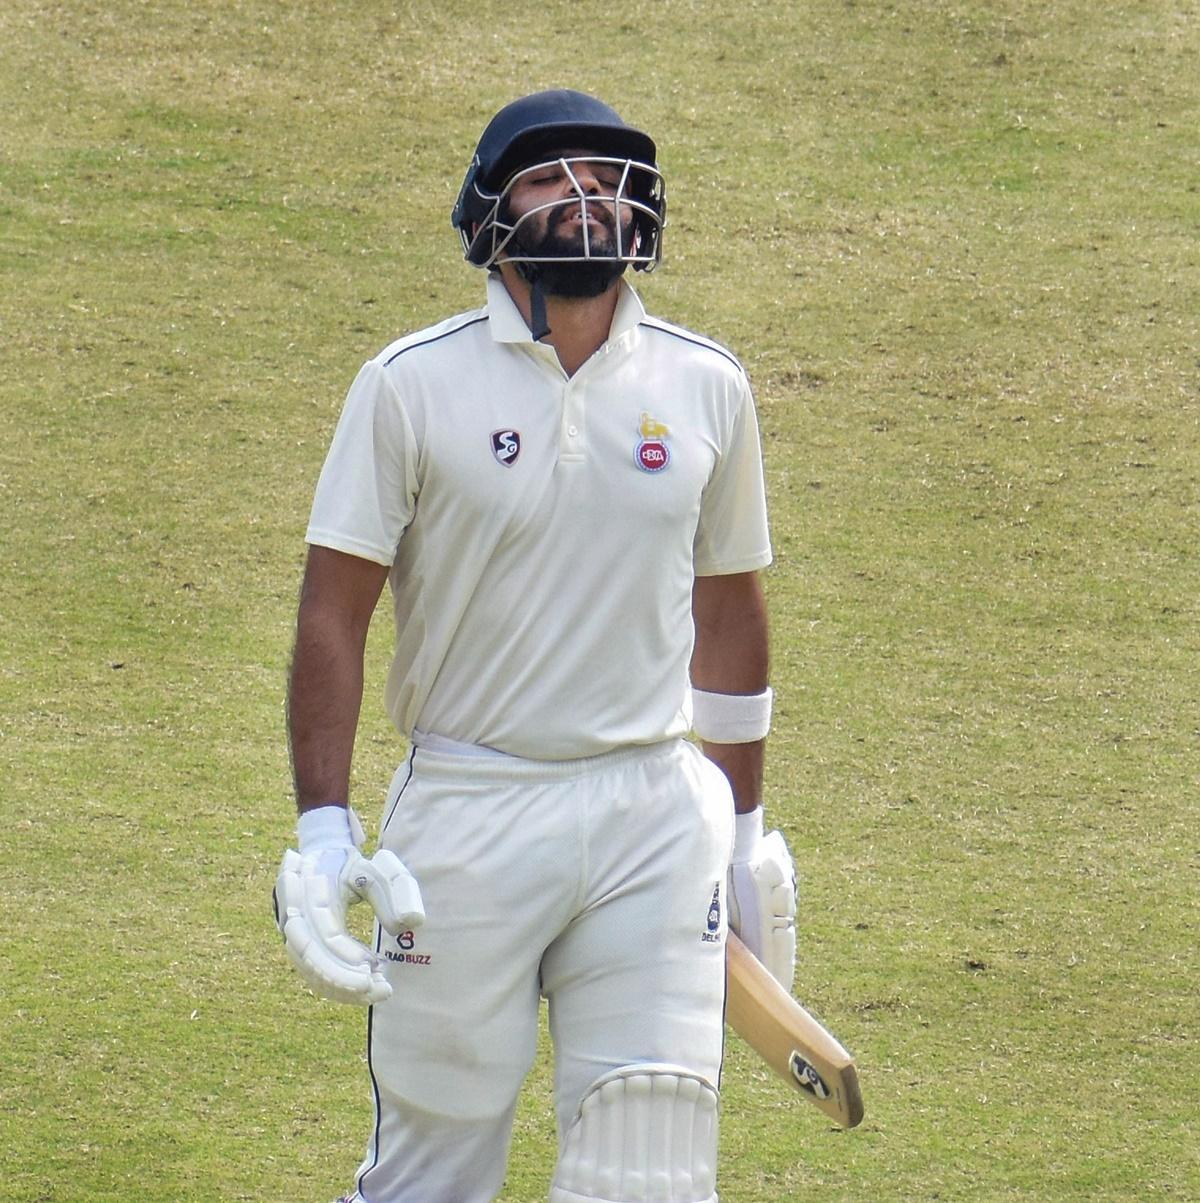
702,881,721,944
635,411,671,473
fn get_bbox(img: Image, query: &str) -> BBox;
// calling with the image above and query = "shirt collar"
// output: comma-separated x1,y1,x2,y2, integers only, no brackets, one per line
486,273,646,347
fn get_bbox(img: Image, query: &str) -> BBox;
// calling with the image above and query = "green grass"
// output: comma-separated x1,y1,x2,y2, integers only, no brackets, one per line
2,1,1197,1200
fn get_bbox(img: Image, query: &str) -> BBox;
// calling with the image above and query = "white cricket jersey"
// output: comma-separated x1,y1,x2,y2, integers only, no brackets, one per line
307,274,771,759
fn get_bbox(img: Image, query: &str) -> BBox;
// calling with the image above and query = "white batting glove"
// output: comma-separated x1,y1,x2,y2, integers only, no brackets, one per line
727,807,797,989
273,805,425,1006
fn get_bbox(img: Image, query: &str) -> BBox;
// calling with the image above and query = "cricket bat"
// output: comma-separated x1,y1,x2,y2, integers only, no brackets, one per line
725,931,864,1128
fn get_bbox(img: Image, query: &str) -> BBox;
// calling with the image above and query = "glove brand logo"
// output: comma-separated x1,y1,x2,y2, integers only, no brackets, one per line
702,882,721,943
383,930,431,966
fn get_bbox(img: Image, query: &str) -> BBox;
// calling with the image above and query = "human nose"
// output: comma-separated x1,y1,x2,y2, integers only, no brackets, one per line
568,161,603,195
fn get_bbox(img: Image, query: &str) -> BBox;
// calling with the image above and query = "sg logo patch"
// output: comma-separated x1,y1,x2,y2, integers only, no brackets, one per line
491,429,521,466
789,1053,833,1100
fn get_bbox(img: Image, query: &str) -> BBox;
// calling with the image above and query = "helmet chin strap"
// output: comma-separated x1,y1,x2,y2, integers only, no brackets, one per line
514,250,626,344
514,261,551,342
528,275,552,342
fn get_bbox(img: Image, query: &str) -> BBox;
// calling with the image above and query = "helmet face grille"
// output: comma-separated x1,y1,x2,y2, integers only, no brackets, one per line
460,155,665,273
452,91,665,271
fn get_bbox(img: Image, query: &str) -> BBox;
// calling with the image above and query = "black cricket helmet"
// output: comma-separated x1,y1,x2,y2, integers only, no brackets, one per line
451,89,666,271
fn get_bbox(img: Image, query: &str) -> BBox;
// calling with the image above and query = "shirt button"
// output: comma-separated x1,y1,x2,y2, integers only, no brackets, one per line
568,425,579,437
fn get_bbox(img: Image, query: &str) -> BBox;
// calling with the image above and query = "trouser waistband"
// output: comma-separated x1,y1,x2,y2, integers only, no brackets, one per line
406,735,684,784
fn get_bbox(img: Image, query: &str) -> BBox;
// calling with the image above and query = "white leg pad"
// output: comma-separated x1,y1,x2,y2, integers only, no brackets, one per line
549,1064,719,1203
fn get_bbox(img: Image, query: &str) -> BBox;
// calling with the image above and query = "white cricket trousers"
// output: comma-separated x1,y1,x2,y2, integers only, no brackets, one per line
348,737,734,1203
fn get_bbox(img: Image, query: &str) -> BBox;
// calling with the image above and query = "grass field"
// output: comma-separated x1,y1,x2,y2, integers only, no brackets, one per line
1,1,1197,1200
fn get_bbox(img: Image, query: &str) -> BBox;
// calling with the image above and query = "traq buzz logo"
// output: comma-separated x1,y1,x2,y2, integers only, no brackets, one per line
383,930,431,966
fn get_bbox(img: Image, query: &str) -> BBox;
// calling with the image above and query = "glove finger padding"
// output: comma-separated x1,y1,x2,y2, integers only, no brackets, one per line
274,847,425,1006
728,828,797,990
342,848,425,937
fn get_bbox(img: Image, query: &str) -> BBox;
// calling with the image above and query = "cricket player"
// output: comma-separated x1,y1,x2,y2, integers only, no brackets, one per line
274,89,797,1203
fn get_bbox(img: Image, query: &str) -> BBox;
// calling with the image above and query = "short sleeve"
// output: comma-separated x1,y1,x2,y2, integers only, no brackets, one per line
692,376,772,576
305,359,419,566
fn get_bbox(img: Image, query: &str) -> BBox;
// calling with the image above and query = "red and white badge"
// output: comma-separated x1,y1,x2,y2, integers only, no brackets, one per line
635,411,671,473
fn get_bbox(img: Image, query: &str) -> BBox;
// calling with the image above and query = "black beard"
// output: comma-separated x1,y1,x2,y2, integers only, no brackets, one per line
532,258,627,297
508,202,629,297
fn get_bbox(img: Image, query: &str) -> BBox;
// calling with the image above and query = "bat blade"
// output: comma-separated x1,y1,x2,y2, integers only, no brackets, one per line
725,931,864,1128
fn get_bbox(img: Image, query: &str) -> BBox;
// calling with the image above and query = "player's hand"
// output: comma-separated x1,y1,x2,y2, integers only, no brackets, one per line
727,807,796,989
272,806,425,1005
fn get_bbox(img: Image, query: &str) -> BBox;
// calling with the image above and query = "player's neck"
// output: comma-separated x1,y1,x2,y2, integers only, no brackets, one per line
499,267,620,377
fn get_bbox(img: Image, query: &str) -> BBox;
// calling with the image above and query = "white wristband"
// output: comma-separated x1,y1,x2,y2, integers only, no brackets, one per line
732,806,764,862
691,686,773,743
297,805,353,852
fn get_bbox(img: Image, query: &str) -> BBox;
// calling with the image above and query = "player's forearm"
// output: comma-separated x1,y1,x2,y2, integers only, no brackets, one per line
287,547,389,813
690,571,770,813
288,614,367,812
700,738,764,813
